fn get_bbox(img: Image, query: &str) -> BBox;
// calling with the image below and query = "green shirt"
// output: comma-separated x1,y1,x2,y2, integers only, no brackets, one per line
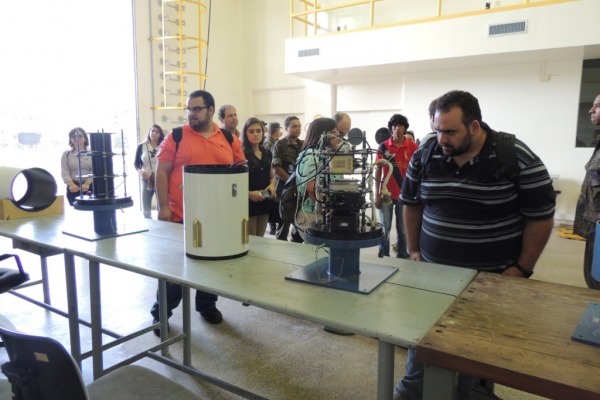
296,148,342,213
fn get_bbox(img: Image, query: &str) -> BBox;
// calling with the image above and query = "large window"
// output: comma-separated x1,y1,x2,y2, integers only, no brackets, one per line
0,1,137,198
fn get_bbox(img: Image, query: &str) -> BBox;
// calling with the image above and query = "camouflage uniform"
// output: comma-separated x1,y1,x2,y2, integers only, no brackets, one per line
264,137,277,152
272,136,304,241
272,136,304,196
574,143,600,288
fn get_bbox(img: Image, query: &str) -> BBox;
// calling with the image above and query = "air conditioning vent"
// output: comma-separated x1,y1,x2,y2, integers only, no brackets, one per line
488,21,527,37
298,48,320,58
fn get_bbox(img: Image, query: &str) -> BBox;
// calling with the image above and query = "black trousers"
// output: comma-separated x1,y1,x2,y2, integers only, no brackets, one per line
150,282,217,319
150,219,218,319
275,222,303,242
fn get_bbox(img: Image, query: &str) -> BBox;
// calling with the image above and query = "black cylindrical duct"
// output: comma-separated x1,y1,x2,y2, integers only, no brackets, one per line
90,132,115,199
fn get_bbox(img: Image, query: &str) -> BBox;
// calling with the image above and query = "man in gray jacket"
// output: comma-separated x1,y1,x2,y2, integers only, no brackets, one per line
574,93,600,289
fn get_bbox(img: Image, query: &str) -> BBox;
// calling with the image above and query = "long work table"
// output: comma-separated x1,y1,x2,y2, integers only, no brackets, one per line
0,214,168,369
417,272,600,400
0,215,477,400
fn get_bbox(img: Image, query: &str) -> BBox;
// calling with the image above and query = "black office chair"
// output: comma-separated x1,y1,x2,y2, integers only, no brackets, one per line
0,254,29,296
0,253,28,346
0,327,201,400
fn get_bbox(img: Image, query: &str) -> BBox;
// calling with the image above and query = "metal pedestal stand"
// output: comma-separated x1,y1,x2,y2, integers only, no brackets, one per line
286,226,397,295
62,131,147,241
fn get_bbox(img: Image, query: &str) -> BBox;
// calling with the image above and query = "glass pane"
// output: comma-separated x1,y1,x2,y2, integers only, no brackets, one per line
0,0,137,201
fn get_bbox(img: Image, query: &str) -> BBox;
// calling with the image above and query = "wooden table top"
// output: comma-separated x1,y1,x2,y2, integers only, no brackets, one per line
417,272,600,400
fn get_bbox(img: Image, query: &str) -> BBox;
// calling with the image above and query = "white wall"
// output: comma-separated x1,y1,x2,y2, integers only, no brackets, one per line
241,0,308,132
203,1,246,118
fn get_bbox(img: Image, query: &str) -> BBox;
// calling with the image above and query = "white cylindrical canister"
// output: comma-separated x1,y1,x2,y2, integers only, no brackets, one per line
183,164,249,260
0,167,57,211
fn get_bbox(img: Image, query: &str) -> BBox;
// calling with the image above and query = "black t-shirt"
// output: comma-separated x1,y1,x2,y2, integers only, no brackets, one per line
248,147,272,217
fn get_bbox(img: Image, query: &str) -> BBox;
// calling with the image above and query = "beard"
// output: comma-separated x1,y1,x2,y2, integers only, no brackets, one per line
441,134,472,157
190,116,211,132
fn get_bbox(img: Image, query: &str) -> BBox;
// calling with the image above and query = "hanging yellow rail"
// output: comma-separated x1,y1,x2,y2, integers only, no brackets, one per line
289,0,578,38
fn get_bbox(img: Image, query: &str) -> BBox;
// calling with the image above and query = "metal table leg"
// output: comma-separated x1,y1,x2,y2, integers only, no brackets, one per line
40,255,51,305
377,341,395,400
158,280,169,356
63,252,81,368
182,286,191,366
89,260,103,379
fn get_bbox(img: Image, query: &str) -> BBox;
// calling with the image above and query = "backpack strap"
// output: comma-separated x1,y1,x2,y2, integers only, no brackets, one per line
419,134,437,173
220,128,234,145
495,131,519,183
172,126,234,155
173,127,183,154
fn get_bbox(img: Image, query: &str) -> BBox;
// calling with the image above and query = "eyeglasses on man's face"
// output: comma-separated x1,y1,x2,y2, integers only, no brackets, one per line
185,106,209,114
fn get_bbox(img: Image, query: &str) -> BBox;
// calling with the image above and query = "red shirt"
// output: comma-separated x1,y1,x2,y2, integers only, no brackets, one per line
376,137,418,200
157,122,245,222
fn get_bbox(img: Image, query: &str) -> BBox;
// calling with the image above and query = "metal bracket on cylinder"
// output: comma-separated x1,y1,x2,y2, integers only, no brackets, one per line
242,218,249,245
193,218,202,248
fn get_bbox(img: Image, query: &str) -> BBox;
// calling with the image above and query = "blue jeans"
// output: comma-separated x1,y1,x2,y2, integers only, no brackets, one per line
378,199,408,258
394,348,423,399
140,178,157,219
395,348,489,400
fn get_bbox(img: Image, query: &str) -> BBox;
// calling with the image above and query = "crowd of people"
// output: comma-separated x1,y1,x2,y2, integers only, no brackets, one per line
59,88,600,400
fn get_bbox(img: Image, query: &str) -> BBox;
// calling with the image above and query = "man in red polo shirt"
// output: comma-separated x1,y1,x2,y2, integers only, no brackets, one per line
374,113,418,258
150,90,245,333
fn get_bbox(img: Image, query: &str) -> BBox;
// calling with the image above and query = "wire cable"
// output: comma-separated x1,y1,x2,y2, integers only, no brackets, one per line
203,0,212,90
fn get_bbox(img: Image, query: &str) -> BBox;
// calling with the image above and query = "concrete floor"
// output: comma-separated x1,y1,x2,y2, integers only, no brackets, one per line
0,224,587,399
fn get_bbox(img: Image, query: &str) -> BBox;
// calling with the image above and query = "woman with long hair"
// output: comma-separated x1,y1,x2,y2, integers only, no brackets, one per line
134,124,165,219
296,117,341,217
240,117,276,236
60,127,93,206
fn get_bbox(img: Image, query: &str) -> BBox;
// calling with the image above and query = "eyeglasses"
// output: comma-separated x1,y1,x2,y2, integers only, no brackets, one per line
150,148,157,158
185,106,209,114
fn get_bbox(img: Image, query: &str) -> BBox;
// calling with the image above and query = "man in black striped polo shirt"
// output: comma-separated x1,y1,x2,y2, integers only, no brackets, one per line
393,90,556,400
